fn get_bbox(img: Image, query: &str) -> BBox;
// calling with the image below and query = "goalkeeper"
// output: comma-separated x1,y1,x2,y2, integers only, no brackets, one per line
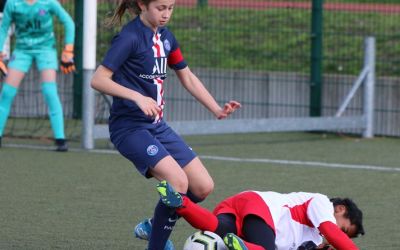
157,181,364,250
0,0,75,151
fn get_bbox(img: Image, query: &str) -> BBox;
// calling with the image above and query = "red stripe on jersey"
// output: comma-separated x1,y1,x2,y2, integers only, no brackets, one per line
153,34,161,57
168,48,184,66
285,198,314,227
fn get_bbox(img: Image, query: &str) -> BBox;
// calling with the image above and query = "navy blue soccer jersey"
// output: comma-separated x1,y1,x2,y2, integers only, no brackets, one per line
102,16,187,128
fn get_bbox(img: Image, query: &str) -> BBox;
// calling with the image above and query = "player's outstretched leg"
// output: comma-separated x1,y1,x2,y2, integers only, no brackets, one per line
224,233,248,250
134,218,175,250
156,180,183,208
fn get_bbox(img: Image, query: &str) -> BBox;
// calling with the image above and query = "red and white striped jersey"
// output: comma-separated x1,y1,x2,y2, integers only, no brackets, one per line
213,191,336,250
254,191,335,250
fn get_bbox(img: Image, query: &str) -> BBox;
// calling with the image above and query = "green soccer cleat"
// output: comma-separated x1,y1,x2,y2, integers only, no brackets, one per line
224,233,248,250
157,180,183,208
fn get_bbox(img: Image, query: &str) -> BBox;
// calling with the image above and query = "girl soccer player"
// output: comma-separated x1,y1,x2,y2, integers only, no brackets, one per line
91,0,241,249
0,0,75,151
157,180,365,250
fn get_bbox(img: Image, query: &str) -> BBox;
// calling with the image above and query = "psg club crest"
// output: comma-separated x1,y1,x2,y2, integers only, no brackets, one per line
38,9,47,16
164,39,171,51
147,145,159,156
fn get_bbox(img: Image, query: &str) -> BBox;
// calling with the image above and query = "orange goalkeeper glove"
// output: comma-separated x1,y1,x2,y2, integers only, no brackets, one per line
0,52,8,77
60,44,75,74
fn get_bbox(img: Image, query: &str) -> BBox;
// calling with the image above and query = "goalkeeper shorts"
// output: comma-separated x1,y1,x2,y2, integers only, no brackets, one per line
8,48,58,73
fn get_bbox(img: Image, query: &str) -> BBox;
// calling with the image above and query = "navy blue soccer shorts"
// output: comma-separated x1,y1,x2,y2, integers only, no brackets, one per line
113,122,197,178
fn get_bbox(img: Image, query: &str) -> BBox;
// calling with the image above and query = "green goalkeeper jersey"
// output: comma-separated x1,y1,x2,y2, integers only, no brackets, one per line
0,0,74,51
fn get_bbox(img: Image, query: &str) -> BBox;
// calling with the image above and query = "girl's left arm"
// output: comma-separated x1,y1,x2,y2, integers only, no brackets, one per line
318,221,359,250
50,0,75,47
175,67,241,119
0,1,13,53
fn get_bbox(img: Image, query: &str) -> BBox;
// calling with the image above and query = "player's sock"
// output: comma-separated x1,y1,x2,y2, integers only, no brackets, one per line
157,180,218,232
0,83,18,136
147,200,177,250
176,196,219,232
186,190,205,203
41,82,65,140
241,241,266,250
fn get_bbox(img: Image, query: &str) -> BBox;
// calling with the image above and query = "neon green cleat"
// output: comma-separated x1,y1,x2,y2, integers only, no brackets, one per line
224,233,248,250
157,180,183,208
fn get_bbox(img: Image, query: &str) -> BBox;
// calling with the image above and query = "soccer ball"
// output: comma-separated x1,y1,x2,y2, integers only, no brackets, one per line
183,231,228,250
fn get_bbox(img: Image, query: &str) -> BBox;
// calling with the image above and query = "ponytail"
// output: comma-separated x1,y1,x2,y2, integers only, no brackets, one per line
107,0,142,26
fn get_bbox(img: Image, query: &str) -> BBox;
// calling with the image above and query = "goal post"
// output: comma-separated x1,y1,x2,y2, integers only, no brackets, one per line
81,0,97,149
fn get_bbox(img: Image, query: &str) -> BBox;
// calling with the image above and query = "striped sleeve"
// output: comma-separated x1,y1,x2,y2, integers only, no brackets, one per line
167,34,187,70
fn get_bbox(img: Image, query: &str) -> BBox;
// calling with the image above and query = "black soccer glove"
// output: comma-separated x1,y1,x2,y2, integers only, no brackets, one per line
297,241,318,250
297,241,332,250
60,44,75,74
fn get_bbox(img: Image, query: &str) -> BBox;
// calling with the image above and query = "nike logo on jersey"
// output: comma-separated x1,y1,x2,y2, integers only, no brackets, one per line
168,217,179,223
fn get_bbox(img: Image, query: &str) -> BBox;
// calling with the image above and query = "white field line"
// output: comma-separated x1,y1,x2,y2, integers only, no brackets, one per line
5,144,400,172
200,155,400,172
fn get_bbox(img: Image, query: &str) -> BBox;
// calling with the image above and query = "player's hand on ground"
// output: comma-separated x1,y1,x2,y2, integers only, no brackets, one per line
0,52,8,77
317,244,333,250
60,45,75,74
217,100,241,119
136,95,161,118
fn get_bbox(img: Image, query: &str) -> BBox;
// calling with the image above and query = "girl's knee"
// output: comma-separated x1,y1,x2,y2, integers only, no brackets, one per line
170,177,189,194
194,179,214,200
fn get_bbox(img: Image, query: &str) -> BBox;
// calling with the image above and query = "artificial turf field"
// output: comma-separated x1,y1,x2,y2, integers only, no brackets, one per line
0,132,399,249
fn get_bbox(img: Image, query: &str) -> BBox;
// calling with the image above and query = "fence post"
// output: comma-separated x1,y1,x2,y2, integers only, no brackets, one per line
310,0,324,117
198,0,208,8
73,0,84,118
363,37,375,138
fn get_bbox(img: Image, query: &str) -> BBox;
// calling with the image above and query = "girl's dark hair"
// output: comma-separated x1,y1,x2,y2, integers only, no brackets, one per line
330,197,365,237
107,0,153,26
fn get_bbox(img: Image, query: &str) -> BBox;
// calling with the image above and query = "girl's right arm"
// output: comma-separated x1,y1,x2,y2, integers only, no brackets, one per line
91,65,161,117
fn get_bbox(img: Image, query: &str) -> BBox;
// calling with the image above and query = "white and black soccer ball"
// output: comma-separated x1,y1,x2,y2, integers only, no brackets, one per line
183,231,228,250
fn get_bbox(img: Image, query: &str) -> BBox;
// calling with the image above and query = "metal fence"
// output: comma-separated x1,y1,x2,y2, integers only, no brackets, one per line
95,0,400,137
2,0,400,142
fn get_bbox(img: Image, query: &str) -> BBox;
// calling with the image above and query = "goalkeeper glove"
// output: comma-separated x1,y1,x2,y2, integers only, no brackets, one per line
297,241,331,250
297,241,318,250
0,52,8,77
60,44,75,74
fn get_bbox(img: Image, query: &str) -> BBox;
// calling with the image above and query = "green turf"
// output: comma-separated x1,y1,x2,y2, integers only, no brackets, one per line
0,132,399,249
